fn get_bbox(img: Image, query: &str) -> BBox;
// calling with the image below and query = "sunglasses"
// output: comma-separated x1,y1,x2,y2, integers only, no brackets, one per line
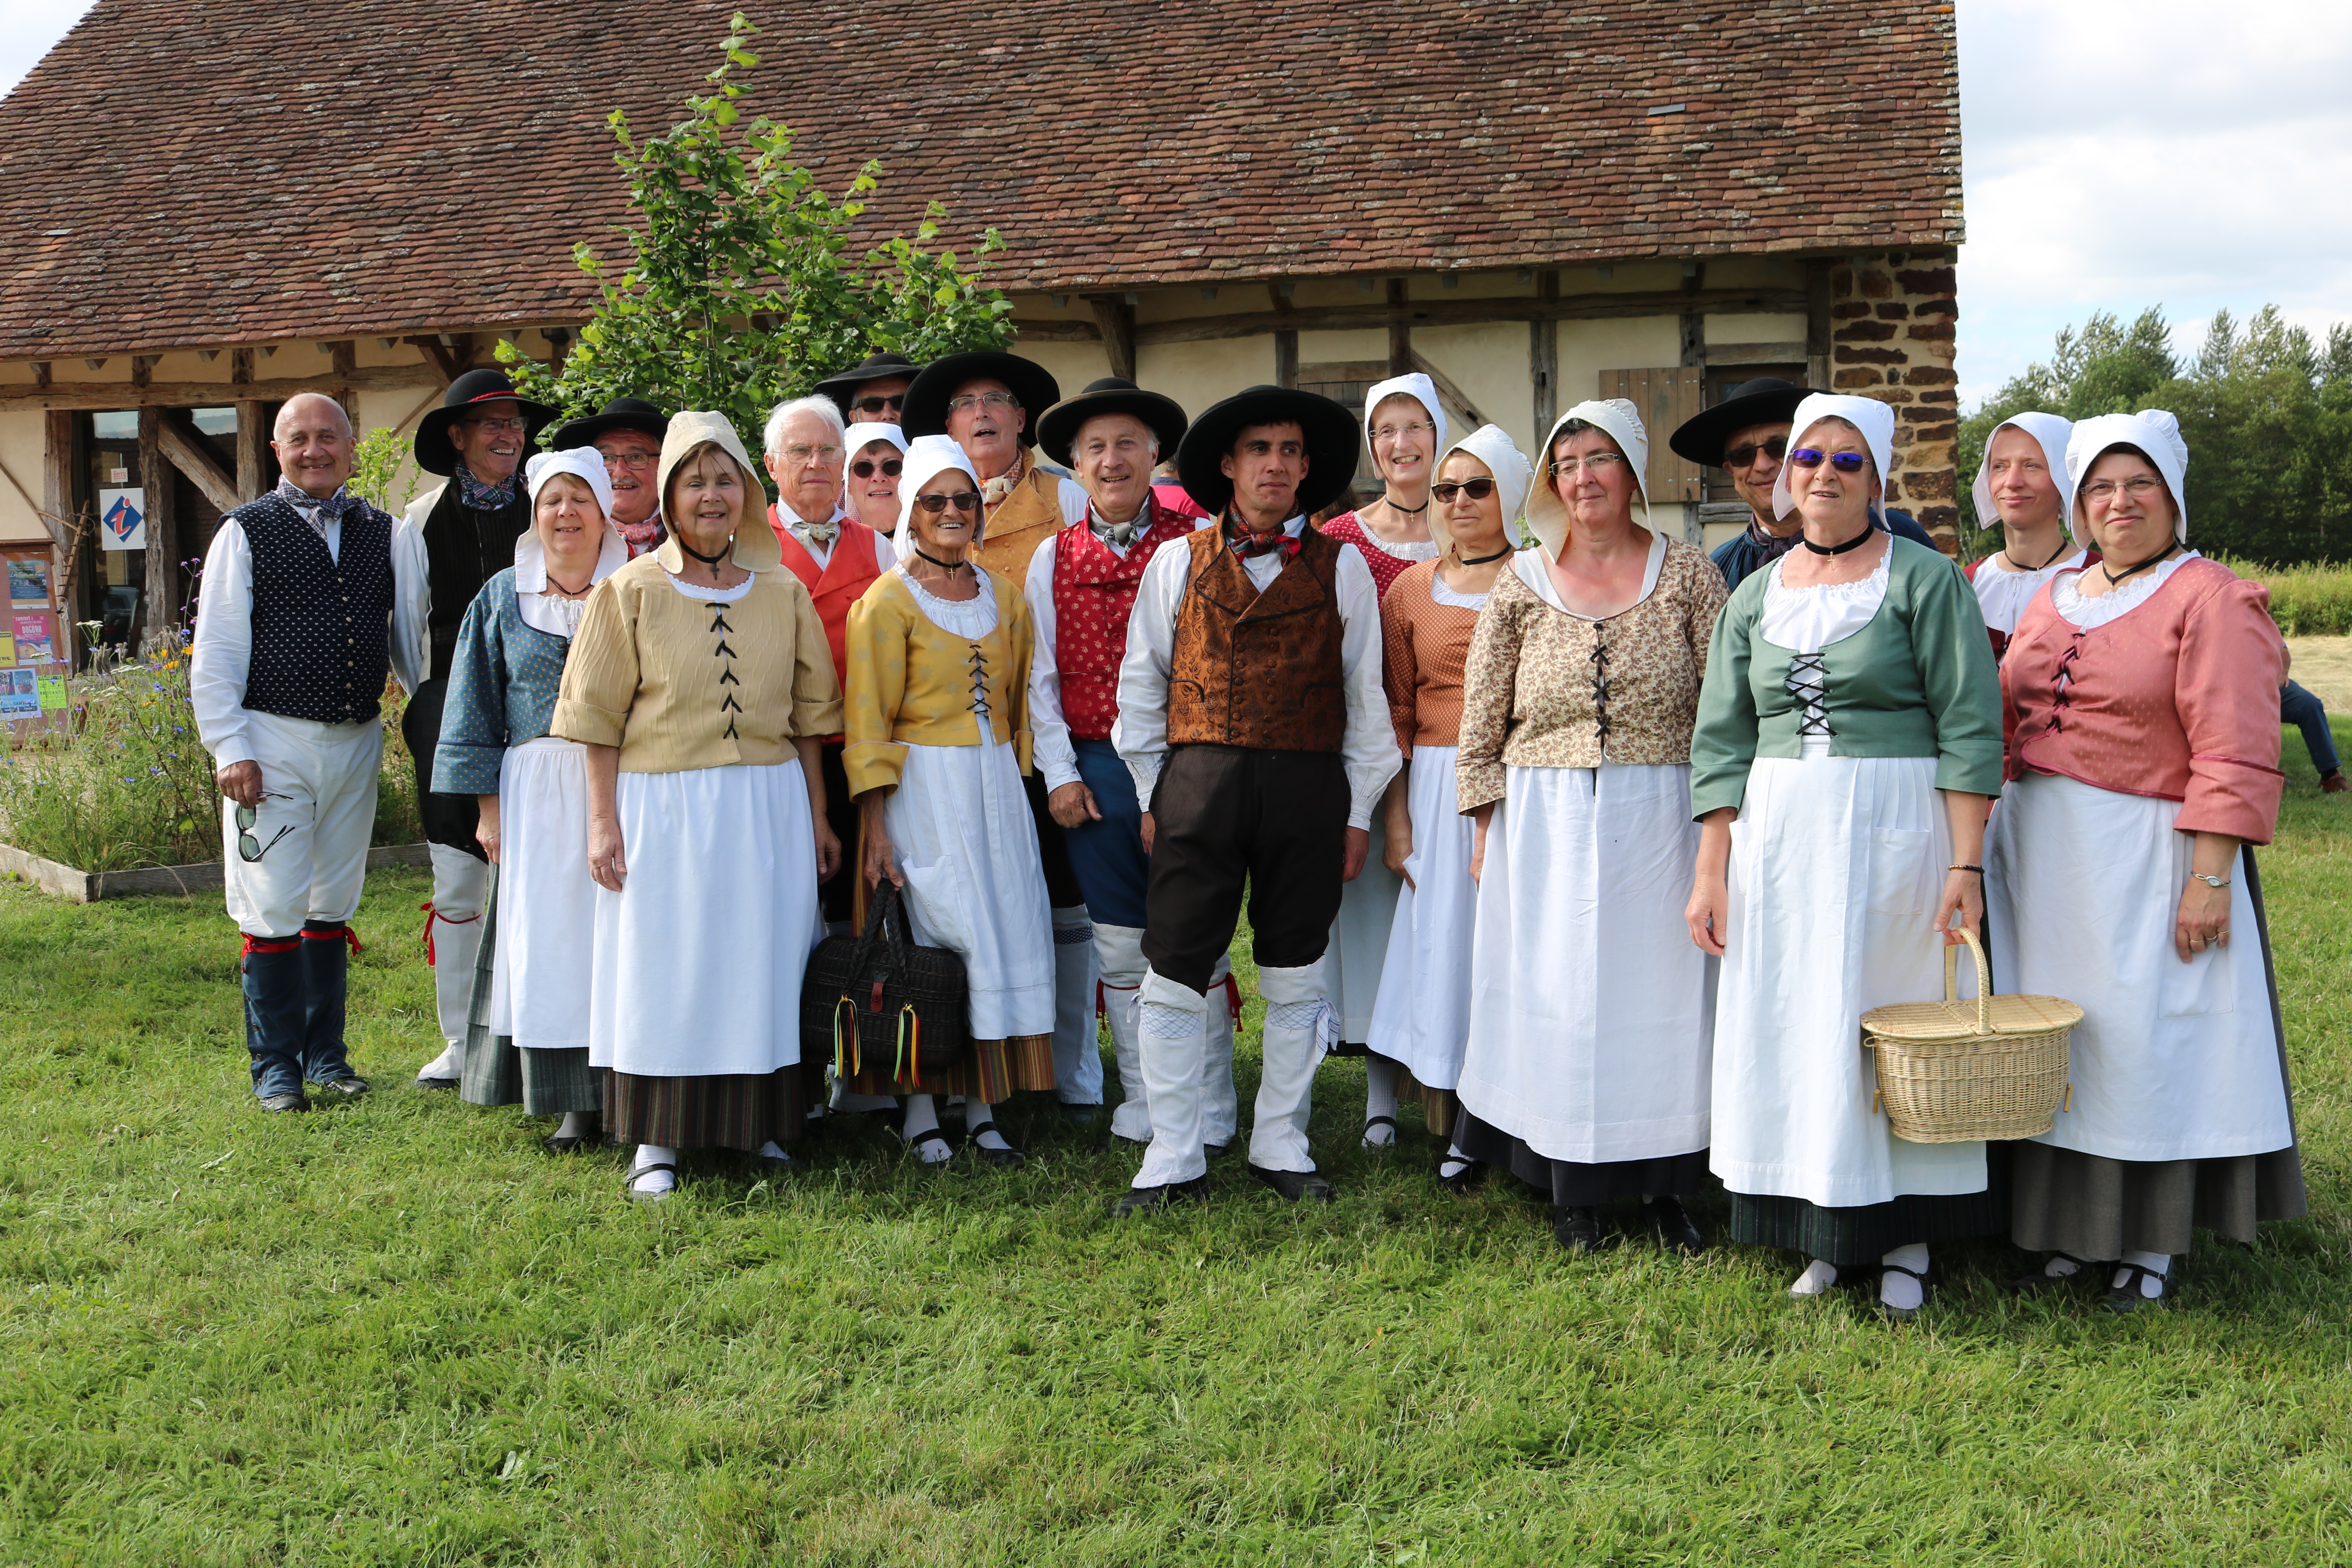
1788,448,1868,474
851,458,904,479
236,792,294,862
1430,478,1497,503
1722,436,1788,469
851,395,904,415
913,491,982,515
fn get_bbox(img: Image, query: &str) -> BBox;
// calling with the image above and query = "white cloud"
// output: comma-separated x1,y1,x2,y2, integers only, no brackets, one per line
1957,0,2352,404
0,0,96,100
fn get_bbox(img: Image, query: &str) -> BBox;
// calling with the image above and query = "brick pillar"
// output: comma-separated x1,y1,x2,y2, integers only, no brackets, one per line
1828,247,1960,552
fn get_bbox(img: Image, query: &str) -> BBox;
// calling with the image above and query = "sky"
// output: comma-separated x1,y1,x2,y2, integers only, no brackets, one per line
4,0,2348,410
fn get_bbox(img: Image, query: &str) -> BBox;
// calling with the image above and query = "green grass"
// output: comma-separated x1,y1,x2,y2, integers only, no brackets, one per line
2,730,2348,1564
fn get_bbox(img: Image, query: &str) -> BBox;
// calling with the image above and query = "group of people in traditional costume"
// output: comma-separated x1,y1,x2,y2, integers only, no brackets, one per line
190,345,2309,1320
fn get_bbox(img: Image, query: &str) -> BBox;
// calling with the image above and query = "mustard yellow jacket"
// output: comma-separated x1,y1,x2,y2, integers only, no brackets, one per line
842,566,1034,797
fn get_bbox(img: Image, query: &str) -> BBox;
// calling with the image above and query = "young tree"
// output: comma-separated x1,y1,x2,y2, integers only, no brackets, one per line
499,13,1014,445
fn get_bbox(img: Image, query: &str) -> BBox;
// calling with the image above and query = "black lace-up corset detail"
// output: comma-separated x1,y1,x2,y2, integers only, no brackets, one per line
2045,633,2085,737
964,643,993,726
710,600,742,740
1786,652,1831,738
1588,628,1613,752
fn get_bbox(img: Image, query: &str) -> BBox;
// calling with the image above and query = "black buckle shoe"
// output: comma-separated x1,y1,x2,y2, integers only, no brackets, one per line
257,1092,310,1113
967,1121,1026,1168
1114,1177,1209,1216
1644,1196,1704,1255
2010,1252,2101,1297
1248,1163,1334,1203
312,1075,369,1100
1552,1205,1617,1255
2100,1262,2170,1314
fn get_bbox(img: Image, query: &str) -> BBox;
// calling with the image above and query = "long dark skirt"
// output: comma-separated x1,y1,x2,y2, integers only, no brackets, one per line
1453,1108,1710,1208
607,1068,807,1152
1730,1144,2013,1266
458,864,600,1116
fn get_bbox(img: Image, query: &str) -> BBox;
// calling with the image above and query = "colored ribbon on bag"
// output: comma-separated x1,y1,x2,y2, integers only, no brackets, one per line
418,900,480,966
895,1004,922,1089
832,994,861,1079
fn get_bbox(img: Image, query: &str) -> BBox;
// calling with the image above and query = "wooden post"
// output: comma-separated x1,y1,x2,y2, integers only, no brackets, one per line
158,414,241,515
232,348,268,501
137,407,177,643
1806,258,1834,390
42,410,81,666
1530,271,1559,437
1386,279,1411,376
328,340,357,425
1274,330,1298,390
1085,297,1137,383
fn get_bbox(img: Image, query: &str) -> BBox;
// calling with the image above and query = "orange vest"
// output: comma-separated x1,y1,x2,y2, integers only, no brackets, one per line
770,505,884,706
973,464,1069,587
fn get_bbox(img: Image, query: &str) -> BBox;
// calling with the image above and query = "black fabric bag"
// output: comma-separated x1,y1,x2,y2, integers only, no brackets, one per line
801,881,968,1087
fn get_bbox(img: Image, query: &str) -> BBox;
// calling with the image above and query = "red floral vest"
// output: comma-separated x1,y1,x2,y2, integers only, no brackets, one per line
1051,501,1198,741
1319,512,1433,600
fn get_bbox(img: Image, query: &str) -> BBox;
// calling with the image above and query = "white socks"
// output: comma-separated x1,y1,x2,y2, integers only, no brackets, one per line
755,1140,792,1164
416,1043,463,1084
968,1100,1012,1151
630,1144,677,1197
1438,1144,1474,1181
901,1095,953,1163
1363,1056,1399,1146
1789,1258,1844,1297
1879,1243,1929,1311
2041,1254,2084,1279
2115,1250,2170,1298
554,1111,597,1141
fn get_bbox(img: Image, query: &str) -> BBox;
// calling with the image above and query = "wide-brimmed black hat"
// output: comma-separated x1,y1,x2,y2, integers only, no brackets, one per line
1174,385,1360,519
415,368,560,476
548,395,668,452
813,351,922,416
1666,376,1810,468
900,351,1061,449
1036,377,1190,468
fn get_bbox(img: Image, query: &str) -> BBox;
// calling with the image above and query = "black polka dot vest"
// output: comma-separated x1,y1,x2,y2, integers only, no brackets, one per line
237,494,396,724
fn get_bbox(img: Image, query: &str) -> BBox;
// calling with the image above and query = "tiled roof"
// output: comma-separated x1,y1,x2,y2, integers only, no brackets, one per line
0,0,1960,361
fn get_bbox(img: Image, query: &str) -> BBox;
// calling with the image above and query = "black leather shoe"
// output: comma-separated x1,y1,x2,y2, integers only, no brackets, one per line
1436,1154,1486,1194
1552,1205,1616,1255
2100,1263,2170,1315
258,1092,309,1113
2010,1252,2101,1297
1114,1177,1209,1216
1203,1141,1233,1160
1644,1196,1704,1255
313,1075,369,1101
1248,1163,1334,1203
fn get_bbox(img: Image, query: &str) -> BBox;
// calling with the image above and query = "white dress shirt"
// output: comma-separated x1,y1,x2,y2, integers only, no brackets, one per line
1112,515,1398,829
191,495,430,769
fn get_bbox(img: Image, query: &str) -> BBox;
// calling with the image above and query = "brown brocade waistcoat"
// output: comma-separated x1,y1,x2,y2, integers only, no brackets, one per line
1168,526,1347,752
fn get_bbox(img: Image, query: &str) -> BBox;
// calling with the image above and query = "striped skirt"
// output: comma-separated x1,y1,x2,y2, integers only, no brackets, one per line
607,1067,809,1152
459,864,601,1116
842,1033,1056,1103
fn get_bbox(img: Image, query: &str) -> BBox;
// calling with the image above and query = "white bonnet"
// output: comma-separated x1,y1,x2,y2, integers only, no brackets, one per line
525,446,615,519
1431,424,1535,556
1361,373,1449,472
1771,394,1895,521
2066,409,2189,544
893,434,984,558
1525,398,1648,561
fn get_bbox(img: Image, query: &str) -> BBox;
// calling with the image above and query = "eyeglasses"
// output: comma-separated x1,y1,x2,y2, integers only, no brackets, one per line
1431,478,1497,503
2081,475,2167,504
852,395,905,415
1722,436,1788,470
1788,448,1867,473
461,416,529,435
1549,452,1626,477
914,491,982,515
784,444,844,465
1371,420,1434,444
851,458,903,479
236,792,294,862
946,391,1021,415
599,450,658,471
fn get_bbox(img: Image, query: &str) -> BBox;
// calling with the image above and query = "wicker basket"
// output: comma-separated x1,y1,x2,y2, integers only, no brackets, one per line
1861,927,2081,1143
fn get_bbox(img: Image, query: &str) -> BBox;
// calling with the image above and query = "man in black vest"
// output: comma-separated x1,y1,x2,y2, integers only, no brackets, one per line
191,393,429,1110
401,368,557,1087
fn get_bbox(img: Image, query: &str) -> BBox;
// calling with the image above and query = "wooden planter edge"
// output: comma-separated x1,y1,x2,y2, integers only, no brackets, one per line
0,841,432,903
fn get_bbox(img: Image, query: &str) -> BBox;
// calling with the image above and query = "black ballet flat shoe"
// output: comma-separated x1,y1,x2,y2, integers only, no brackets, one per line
902,1127,953,1166
257,1092,310,1114
1436,1154,1486,1194
624,1162,679,1203
967,1121,1027,1168
1248,1163,1334,1203
1644,1196,1704,1256
1203,1141,1234,1161
2010,1252,2102,1297
542,1131,595,1155
1114,1177,1209,1216
1361,1114,1399,1150
1874,1263,1934,1324
1552,1205,1617,1256
2100,1263,2171,1315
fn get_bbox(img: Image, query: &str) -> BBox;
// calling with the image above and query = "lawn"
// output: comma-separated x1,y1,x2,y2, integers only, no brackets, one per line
1,728,2347,1566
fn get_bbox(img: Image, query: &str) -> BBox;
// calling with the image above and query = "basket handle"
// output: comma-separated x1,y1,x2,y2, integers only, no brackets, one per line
1941,925,1992,1036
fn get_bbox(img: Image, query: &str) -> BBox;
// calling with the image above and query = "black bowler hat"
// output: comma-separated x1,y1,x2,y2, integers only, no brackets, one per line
1036,377,1190,468
1666,376,1810,468
900,351,1062,449
814,352,922,416
549,395,668,452
1174,385,1360,519
414,368,559,476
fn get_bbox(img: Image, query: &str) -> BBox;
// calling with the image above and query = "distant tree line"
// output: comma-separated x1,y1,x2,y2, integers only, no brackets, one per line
1960,306,2352,564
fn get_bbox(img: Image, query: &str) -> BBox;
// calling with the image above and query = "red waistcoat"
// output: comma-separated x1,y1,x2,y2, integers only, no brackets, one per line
1051,501,1198,742
771,505,884,693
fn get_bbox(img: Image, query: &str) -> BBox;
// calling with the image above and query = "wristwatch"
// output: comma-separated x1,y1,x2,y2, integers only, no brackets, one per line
2191,873,2231,890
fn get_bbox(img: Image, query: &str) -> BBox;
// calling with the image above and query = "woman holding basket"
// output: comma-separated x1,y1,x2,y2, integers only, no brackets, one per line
1686,393,2005,1321
1988,410,2304,1312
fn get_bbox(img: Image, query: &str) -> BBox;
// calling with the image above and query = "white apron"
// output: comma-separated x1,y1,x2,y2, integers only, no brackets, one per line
1366,744,1476,1090
1326,812,1401,1043
1987,771,2291,1162
589,759,822,1078
488,735,595,1051
1455,762,1715,1163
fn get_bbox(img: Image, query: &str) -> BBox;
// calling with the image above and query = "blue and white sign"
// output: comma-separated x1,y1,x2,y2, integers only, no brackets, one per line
99,487,145,551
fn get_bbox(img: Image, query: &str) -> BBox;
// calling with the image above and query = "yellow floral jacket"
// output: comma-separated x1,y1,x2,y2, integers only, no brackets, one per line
842,566,1035,797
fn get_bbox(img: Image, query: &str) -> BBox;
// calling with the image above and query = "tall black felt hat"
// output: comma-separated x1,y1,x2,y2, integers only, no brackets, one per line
1036,377,1190,468
1665,376,1810,468
1174,385,1360,519
548,395,668,452
899,351,1062,449
813,352,922,415
415,368,560,476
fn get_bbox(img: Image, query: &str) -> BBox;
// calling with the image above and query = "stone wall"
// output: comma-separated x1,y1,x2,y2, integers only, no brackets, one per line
1829,246,1960,549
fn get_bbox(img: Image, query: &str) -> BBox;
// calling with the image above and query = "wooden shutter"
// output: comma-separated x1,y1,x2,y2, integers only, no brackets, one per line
1598,368,1706,505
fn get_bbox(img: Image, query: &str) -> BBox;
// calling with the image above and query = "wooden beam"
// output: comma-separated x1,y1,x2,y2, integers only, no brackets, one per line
406,334,469,385
156,414,240,515
1386,280,1411,376
42,410,85,667
138,407,176,642
328,340,357,417
0,363,444,413
1531,271,1559,437
1407,350,1487,429
235,405,269,501
1679,312,1706,369
1704,340,1810,368
1007,320,1101,343
1805,259,1834,390
1085,296,1136,382
1132,286,1811,348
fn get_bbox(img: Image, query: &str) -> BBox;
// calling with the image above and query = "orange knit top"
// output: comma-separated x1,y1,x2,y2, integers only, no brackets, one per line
1381,559,1486,756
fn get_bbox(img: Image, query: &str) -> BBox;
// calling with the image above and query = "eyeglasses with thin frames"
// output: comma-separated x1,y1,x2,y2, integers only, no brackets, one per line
784,444,844,465
236,792,295,862
599,450,658,472
1549,452,1627,478
2081,475,2166,504
461,416,530,435
946,391,1021,415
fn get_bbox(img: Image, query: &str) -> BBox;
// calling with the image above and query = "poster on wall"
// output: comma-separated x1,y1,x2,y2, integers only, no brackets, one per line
11,614,54,662
100,488,146,551
0,668,38,718
37,671,67,710
6,559,47,600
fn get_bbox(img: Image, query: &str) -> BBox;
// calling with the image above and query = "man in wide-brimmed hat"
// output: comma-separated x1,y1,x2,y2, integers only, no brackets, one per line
404,367,558,1088
1668,375,1937,590
903,349,1094,1104
814,351,921,427
1112,385,1401,1211
550,395,669,558
1024,377,1235,1147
